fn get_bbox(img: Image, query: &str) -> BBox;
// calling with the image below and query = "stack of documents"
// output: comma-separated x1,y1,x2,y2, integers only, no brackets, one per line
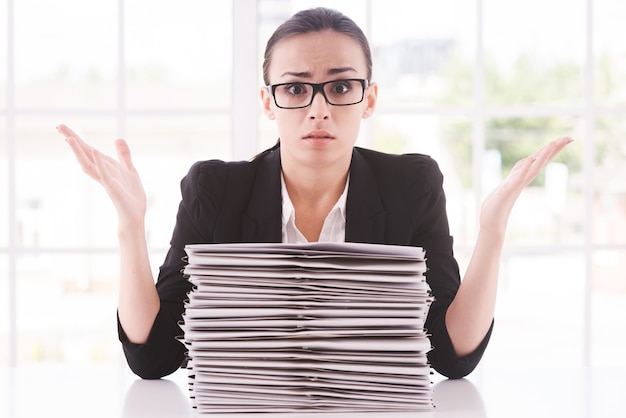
181,242,434,413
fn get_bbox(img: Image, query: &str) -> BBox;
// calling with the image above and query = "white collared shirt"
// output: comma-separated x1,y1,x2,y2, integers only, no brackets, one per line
281,173,349,243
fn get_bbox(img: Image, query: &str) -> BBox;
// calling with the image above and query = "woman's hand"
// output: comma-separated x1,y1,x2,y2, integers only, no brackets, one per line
447,136,574,357
57,124,147,228
479,136,573,238
59,124,159,343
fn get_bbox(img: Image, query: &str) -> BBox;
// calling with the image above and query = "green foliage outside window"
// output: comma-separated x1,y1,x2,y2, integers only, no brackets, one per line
438,54,588,188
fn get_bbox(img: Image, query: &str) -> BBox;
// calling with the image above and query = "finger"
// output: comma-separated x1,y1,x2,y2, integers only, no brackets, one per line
65,136,100,179
58,125,99,160
551,136,574,157
57,124,88,148
57,124,82,140
66,136,119,182
526,137,572,173
58,125,115,165
514,137,571,189
65,135,93,160
544,136,572,157
114,138,137,173
506,155,539,191
92,148,121,193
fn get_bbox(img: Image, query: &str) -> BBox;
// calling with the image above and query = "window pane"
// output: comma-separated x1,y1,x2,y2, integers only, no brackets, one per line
125,0,232,110
592,249,626,366
485,117,584,245
485,253,585,366
594,116,626,245
594,0,626,106
125,115,231,248
16,117,118,249
484,0,585,106
14,0,118,109
17,253,121,364
371,0,476,107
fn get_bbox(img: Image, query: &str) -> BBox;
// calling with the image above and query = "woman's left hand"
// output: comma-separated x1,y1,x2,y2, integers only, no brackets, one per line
447,136,573,357
479,136,573,237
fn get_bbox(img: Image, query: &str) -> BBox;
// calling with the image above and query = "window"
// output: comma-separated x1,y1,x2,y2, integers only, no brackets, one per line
2,0,625,369
3,0,234,366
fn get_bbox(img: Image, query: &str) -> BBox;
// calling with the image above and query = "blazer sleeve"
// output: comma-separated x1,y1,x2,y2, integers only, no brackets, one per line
404,156,493,379
117,160,225,379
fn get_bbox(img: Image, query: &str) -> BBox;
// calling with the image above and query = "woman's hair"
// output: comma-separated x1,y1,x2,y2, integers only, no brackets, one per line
262,7,372,85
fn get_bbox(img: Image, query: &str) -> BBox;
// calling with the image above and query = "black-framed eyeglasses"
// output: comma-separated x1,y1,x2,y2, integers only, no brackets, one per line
267,78,369,109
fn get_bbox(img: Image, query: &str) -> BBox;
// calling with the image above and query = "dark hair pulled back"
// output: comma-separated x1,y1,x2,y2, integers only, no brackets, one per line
261,7,372,85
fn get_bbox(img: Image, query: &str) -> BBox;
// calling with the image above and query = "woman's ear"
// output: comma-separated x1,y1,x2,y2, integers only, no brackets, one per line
362,82,378,119
260,87,276,120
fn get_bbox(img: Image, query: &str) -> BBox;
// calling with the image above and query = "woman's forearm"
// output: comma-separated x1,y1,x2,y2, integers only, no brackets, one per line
116,221,160,344
445,228,504,356
59,124,161,344
445,138,573,357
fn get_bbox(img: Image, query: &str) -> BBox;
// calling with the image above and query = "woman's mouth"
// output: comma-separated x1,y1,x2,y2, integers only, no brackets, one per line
303,131,334,146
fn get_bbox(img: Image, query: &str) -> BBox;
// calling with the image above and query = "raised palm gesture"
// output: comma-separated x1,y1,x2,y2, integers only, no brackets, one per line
446,136,573,357
59,124,158,343
479,136,573,236
58,124,147,228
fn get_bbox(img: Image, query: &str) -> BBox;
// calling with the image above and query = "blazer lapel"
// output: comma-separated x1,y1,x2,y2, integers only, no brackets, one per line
345,148,387,244
242,148,283,243
240,146,387,244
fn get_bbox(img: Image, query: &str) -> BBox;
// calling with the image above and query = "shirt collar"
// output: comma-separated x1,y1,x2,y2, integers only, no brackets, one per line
280,172,349,228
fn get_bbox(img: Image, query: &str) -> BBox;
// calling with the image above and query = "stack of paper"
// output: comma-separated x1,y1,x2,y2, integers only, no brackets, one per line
180,242,434,414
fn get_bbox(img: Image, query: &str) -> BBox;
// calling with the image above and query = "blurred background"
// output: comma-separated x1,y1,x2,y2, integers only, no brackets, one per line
1,0,624,370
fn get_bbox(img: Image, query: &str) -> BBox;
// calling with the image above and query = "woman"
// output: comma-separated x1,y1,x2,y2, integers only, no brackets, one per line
58,7,571,379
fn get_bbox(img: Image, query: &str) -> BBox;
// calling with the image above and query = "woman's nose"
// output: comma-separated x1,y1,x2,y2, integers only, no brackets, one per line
307,90,330,119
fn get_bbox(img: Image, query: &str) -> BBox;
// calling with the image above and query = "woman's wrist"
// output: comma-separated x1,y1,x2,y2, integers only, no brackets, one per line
477,225,506,247
117,218,147,241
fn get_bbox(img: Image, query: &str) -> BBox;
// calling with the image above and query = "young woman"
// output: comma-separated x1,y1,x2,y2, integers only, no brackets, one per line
58,7,572,380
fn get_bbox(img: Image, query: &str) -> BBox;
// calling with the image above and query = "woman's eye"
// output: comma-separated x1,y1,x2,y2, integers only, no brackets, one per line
286,84,306,95
331,83,351,94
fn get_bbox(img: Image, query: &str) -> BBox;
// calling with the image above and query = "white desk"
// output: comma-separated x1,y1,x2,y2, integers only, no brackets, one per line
1,366,624,417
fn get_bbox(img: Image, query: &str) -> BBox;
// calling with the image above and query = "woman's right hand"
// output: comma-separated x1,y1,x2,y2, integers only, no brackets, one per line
57,124,147,227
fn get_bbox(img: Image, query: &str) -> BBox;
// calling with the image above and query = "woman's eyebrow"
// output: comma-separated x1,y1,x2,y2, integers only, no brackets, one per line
278,67,357,79
327,67,357,75
279,71,312,78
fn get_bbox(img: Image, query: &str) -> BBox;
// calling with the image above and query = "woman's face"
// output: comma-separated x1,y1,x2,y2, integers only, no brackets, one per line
261,30,377,170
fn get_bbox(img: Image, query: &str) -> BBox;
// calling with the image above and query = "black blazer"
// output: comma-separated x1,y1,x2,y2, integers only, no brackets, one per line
119,146,492,379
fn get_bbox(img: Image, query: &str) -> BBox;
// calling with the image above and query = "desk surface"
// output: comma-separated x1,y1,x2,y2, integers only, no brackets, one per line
1,366,624,417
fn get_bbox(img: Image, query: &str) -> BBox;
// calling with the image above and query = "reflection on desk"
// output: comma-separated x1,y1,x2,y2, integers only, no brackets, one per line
123,378,190,418
432,378,486,418
1,366,624,417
